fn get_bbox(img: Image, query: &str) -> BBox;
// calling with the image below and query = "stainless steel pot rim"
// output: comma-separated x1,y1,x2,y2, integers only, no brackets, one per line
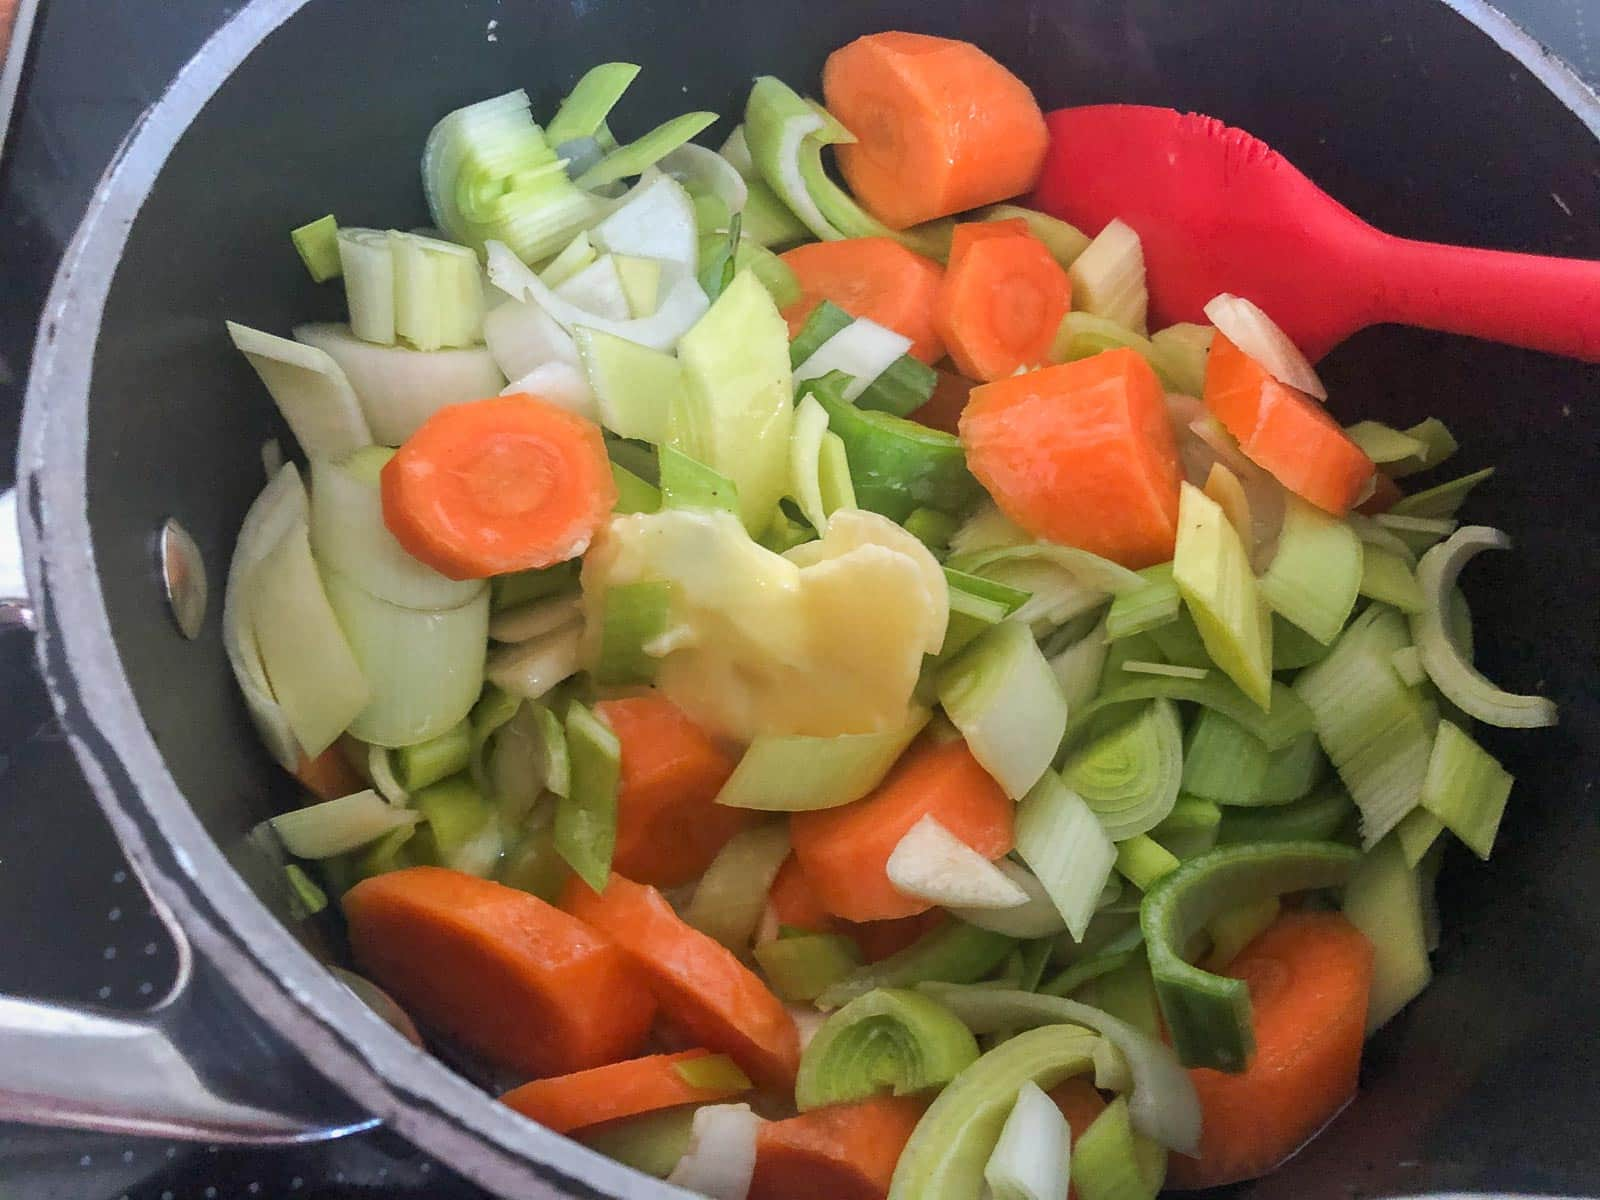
14,1,1598,1197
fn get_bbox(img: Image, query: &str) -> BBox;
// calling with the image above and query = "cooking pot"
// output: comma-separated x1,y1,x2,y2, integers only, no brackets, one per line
4,0,1598,1195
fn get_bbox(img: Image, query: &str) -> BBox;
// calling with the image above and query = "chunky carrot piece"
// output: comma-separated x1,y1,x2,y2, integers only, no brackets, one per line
293,744,366,801
789,738,1014,922
500,1049,747,1135
823,32,1048,229
381,394,616,580
1202,335,1375,516
596,696,748,889
780,238,945,364
343,867,655,1077
935,223,1072,381
1165,911,1375,1191
1049,1078,1110,1200
960,348,1183,568
946,218,1031,268
768,855,837,934
560,872,801,1090
909,368,975,436
748,1096,928,1200
844,909,949,964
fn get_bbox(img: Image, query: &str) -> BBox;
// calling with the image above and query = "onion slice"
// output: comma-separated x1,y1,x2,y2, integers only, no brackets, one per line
1203,292,1327,400
887,815,1029,910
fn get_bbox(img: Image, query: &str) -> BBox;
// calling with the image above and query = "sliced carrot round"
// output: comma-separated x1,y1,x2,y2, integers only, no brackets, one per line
748,1095,928,1200
935,225,1072,381
500,1049,747,1135
823,32,1048,229
380,393,616,580
768,854,837,935
780,237,945,364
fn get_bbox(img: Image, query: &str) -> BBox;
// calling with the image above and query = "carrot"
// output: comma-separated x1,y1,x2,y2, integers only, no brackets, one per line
1048,1078,1109,1200
595,695,749,888
292,744,367,801
768,855,837,934
1165,911,1375,1191
934,222,1072,381
343,866,655,1077
500,1049,747,1135
960,348,1183,568
789,738,1014,922
909,368,975,436
1202,335,1375,516
748,1096,928,1200
1357,470,1403,515
559,872,801,1090
780,238,945,364
380,394,616,580
946,218,1031,268
823,32,1048,230
844,909,948,964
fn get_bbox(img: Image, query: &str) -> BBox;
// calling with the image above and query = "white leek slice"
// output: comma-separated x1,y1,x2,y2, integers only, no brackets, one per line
486,239,709,353
1410,526,1557,728
659,141,749,214
336,228,396,344
574,326,682,443
1203,292,1327,400
985,1080,1071,1200
788,392,832,533
684,822,792,949
224,465,310,768
950,859,1069,939
323,570,488,748
293,323,505,446
499,361,596,421
1014,774,1116,942
227,322,372,459
949,501,1030,558
309,452,484,610
887,815,1030,910
249,522,371,759
793,318,913,403
482,296,581,382
552,254,632,322
489,594,583,643
587,169,698,273
1049,617,1109,714
388,229,485,351
665,1103,761,1200
743,77,835,239
486,621,584,701
269,789,419,859
1068,219,1148,335
938,620,1069,799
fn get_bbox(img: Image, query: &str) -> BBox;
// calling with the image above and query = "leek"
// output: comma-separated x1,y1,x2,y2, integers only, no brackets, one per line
615,253,661,317
413,775,501,877
889,1025,1103,1200
949,542,1143,632
697,219,740,303
1411,527,1557,728
291,214,341,283
1203,895,1280,971
1202,293,1326,400
1105,564,1180,641
1120,661,1207,680
906,507,961,554
539,231,598,288
683,821,791,950
985,1080,1072,1200
592,580,672,686
1172,483,1272,708
395,722,471,792
575,110,719,191
952,859,1072,940
887,816,1031,910
938,620,1069,799
387,230,486,351
611,463,661,515
590,167,701,272
1217,783,1355,845
1395,806,1444,867
1071,1096,1165,1200
491,701,571,811
1050,618,1110,714
797,987,980,1110
660,141,749,218
270,790,418,859
1258,729,1328,805
1181,709,1268,804
1272,614,1334,670
554,702,620,891
1344,420,1427,466
578,1106,696,1180
468,683,520,795
914,985,1201,1156
1391,644,1428,687
1388,417,1459,477
1041,925,1144,998
715,706,929,811
1419,719,1512,859
978,204,1091,267
1061,701,1183,840
1391,466,1495,519
1014,774,1116,942
491,561,578,612
941,569,1030,659
227,322,373,459
1080,953,1161,1041
1141,841,1359,1070
546,63,640,146
488,594,583,644
551,254,631,321
754,933,862,1004
789,392,836,532
336,227,396,344
789,300,856,369
665,1103,759,1200
731,235,801,308
422,90,600,262
1114,836,1180,892
1050,312,1181,392
1151,798,1222,861
1147,323,1213,399
818,922,1015,1011
1342,834,1431,1032
284,863,329,919
1258,494,1362,644
1376,512,1457,556
1069,219,1148,334
1359,542,1426,613
818,431,856,517
793,316,912,403
1068,673,1312,752
658,443,740,515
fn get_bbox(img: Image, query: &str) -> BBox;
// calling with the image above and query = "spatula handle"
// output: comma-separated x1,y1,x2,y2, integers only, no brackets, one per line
1366,233,1600,362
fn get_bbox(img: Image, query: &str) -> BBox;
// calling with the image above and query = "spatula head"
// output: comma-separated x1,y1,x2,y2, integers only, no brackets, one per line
1031,105,1379,359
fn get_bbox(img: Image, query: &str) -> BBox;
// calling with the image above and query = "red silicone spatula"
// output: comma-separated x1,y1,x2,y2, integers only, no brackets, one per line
1031,105,1600,362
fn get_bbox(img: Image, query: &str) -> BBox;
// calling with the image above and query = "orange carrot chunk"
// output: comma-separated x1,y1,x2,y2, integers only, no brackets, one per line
909,368,976,436
780,237,945,364
1166,911,1375,1191
748,1095,928,1200
500,1049,747,1135
960,348,1183,568
343,867,655,1077
1202,335,1375,516
560,872,801,1090
380,394,616,580
768,855,837,935
935,223,1072,381
823,32,1048,229
293,744,367,802
789,738,1014,923
596,696,749,889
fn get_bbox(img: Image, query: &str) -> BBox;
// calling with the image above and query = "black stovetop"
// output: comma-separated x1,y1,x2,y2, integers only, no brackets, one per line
0,2,1593,1198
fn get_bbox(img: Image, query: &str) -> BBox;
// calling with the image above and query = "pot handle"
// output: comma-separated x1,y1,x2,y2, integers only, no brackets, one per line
0,489,378,1145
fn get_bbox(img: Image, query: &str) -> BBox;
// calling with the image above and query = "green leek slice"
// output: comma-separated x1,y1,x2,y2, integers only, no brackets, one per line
1068,674,1312,752
1216,783,1355,846
576,327,683,444
1172,483,1272,709
817,922,1015,1011
1105,563,1180,641
546,63,640,145
1060,701,1182,840
715,706,929,812
683,822,791,950
754,933,862,1004
395,722,471,792
1015,774,1116,942
1147,323,1214,399
1151,798,1222,861
554,702,620,891
1419,719,1512,859
797,987,979,1111
270,790,418,860
938,620,1069,800
592,580,672,685
291,214,342,283
1071,1096,1166,1200
658,443,740,515
1390,467,1494,519
413,774,502,877
1257,495,1362,645
227,322,373,461
1359,542,1425,612
575,110,719,191
1342,834,1431,1032
1114,836,1180,892
1344,420,1427,467
579,1107,697,1180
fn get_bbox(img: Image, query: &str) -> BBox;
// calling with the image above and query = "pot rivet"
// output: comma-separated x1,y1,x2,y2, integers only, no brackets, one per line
160,518,207,640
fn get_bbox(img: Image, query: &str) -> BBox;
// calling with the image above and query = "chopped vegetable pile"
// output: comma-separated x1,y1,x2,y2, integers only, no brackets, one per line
231,30,1557,1200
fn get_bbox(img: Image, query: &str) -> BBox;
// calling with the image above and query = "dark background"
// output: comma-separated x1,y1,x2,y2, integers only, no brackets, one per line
0,2,1593,1198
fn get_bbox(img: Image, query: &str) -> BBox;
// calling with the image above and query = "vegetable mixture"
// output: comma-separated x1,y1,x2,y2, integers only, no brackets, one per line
228,30,1557,1199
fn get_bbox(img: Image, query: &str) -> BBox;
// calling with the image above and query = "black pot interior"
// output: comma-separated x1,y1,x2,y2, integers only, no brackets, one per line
82,0,1600,1194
